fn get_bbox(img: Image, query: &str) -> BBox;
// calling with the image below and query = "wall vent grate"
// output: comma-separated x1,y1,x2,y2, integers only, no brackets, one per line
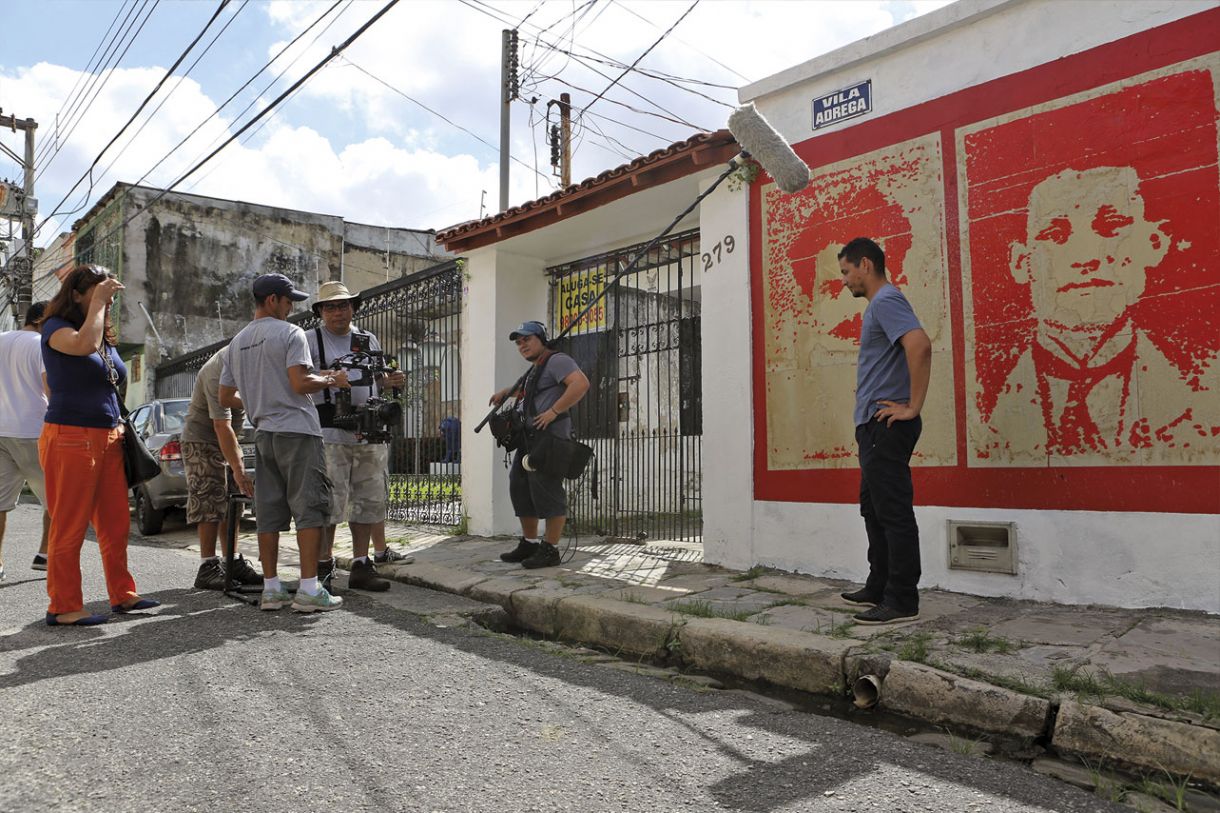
947,520,1017,575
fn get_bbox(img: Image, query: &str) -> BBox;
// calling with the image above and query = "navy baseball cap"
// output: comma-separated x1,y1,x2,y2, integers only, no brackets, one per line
252,273,309,301
508,320,547,341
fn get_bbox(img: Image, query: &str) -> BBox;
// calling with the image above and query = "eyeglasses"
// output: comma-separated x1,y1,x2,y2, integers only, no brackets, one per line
319,301,353,311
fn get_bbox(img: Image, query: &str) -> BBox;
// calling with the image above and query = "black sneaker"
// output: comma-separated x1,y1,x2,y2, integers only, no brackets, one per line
194,558,226,590
349,559,390,592
373,547,414,565
31,553,48,572
521,542,561,570
318,558,336,593
229,554,263,586
840,588,882,606
500,537,539,563
853,604,920,625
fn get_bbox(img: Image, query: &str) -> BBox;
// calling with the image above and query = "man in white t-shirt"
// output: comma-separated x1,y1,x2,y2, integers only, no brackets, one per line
305,281,411,593
0,302,51,580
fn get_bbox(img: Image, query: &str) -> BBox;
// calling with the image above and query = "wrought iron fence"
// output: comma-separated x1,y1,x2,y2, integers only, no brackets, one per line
154,260,463,526
548,229,702,543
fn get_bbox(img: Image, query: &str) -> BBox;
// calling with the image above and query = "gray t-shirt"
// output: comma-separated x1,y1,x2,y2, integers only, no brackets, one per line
306,326,381,445
221,317,321,436
517,351,581,439
181,348,243,445
854,283,923,427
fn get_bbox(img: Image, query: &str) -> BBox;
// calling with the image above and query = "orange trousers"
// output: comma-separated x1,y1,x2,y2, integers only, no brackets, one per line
39,423,137,615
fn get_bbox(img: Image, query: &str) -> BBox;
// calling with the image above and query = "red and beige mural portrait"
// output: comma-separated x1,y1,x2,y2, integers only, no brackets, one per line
959,57,1220,467
760,134,956,470
752,10,1219,512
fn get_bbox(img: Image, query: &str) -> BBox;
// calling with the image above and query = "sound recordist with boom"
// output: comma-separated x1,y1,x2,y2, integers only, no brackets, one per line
488,321,589,569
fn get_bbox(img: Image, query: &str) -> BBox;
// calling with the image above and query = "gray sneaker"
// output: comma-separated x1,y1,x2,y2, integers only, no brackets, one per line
374,547,414,565
31,554,47,572
260,586,293,611
291,587,344,613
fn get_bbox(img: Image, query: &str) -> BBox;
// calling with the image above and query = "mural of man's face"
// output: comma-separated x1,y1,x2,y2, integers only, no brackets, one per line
1012,166,1169,330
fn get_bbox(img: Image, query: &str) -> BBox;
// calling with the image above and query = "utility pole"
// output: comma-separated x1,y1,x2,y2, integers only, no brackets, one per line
559,92,572,188
547,94,573,188
0,110,38,323
499,29,518,213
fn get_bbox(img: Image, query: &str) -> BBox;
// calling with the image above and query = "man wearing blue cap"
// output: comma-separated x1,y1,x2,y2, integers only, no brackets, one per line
489,320,589,568
219,273,351,612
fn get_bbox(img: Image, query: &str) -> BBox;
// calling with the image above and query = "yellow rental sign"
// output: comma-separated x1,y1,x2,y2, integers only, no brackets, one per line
555,267,607,333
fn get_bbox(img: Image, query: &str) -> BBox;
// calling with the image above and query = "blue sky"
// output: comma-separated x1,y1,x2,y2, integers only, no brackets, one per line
0,0,952,247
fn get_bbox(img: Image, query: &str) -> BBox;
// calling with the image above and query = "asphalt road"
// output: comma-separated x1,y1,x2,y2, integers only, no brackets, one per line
0,503,1125,813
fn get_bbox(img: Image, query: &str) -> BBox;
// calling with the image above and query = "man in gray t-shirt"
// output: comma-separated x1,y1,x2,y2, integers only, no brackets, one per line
489,320,589,570
836,238,931,626
219,273,351,613
180,347,259,590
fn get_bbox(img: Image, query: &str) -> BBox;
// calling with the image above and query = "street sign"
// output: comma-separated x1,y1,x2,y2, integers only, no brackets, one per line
812,80,873,130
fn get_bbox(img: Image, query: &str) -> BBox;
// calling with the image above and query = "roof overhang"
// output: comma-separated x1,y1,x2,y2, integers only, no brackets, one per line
437,130,738,254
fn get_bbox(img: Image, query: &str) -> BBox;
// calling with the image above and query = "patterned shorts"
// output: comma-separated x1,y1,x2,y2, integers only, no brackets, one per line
182,441,228,524
325,443,389,525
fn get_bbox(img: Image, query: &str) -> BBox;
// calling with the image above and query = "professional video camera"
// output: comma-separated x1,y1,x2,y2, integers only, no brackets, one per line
328,333,403,444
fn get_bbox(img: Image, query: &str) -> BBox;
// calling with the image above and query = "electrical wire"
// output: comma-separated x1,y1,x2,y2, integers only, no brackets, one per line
339,56,553,183
580,0,700,119
35,0,161,176
609,0,750,83
38,0,234,228
36,0,402,253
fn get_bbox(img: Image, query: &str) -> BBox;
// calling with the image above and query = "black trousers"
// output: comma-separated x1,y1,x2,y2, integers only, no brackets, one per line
855,417,922,613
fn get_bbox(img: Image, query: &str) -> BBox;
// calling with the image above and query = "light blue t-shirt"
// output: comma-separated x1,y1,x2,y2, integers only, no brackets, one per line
854,284,922,427
220,317,321,436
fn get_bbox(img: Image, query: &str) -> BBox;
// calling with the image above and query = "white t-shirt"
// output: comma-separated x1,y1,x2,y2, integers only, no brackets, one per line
0,329,48,438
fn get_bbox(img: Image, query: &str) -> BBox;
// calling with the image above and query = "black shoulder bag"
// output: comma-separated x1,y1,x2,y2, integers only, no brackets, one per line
314,327,337,428
522,353,594,481
99,344,161,489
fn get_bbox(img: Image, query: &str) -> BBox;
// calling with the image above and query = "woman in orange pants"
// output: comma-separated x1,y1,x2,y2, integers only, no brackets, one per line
38,265,158,626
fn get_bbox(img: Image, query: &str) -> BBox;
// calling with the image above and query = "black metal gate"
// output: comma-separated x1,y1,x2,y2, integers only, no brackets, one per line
155,260,462,526
548,229,702,543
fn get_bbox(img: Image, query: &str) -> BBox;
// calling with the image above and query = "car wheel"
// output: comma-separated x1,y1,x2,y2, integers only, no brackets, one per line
135,487,166,535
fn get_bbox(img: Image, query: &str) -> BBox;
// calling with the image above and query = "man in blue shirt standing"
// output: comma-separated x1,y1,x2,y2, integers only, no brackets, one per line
837,238,932,625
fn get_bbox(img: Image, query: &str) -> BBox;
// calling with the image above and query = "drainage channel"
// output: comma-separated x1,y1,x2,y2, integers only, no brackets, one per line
483,620,1220,813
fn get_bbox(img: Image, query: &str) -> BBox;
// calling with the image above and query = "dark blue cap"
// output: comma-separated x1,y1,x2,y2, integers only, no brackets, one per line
509,320,547,341
252,273,308,301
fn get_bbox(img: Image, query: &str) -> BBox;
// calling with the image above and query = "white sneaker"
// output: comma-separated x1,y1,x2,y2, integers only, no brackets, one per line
291,587,344,613
260,587,293,611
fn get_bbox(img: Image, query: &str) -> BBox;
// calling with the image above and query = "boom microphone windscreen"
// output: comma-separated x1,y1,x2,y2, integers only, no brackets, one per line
727,103,811,194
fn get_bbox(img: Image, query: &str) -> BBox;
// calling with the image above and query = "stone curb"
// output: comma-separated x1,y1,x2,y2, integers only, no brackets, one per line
1053,699,1220,786
352,554,1219,785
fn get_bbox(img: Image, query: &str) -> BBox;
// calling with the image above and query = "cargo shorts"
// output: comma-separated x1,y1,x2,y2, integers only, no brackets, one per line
0,436,45,511
182,441,227,524
253,431,332,533
324,443,389,525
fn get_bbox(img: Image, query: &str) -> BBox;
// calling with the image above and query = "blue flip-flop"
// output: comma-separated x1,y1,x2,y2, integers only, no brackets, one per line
45,612,108,626
110,598,162,614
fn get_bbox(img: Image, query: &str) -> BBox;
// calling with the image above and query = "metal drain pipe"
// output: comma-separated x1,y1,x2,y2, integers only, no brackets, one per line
852,674,883,709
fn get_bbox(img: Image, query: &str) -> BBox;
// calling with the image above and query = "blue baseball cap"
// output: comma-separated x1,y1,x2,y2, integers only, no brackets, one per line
508,320,548,341
252,273,309,301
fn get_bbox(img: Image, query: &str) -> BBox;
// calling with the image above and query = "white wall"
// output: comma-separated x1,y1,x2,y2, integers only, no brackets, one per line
460,247,548,536
697,173,754,569
703,0,1220,612
741,0,1214,140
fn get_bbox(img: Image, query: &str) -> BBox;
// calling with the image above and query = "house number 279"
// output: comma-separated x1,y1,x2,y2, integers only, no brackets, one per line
701,235,736,271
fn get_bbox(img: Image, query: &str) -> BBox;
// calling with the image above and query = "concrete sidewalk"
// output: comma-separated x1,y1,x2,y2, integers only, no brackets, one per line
313,526,1220,792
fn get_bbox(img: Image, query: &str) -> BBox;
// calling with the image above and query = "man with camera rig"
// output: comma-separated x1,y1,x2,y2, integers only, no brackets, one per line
219,273,349,612
306,281,409,593
489,320,589,569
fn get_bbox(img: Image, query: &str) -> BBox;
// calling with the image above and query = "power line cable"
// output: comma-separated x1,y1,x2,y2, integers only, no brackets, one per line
90,1,250,196
609,0,750,83
580,0,699,119
35,0,134,165
38,0,403,250
134,0,350,198
39,0,233,227
339,56,552,183
35,0,161,175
